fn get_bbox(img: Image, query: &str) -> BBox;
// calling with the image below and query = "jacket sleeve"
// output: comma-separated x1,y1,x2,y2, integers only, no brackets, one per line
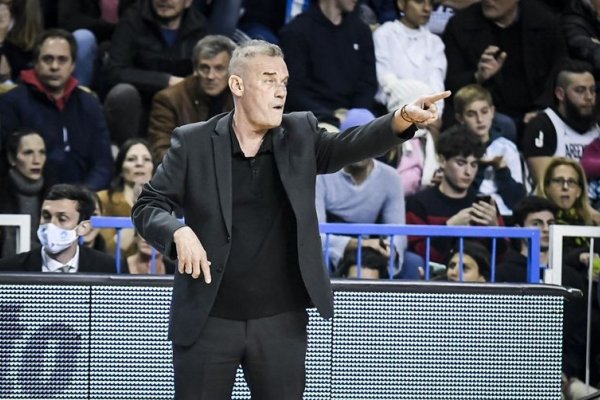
581,138,600,180
107,15,171,93
148,90,178,162
0,91,21,141
442,17,478,94
494,167,526,210
131,129,188,259
315,176,350,269
562,13,600,71
84,95,114,190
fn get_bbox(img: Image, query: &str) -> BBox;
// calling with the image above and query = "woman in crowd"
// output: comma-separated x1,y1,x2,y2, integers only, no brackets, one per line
97,138,154,258
0,129,53,257
125,232,174,274
445,240,491,282
0,0,43,87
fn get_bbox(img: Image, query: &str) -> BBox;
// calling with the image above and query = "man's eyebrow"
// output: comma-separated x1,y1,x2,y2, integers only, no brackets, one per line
262,72,276,77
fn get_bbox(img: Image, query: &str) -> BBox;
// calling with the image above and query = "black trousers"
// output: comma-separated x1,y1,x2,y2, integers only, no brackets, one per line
172,310,309,400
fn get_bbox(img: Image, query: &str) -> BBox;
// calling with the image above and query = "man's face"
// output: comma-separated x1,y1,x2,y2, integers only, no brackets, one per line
457,100,494,140
334,0,358,13
233,55,288,130
523,210,555,251
441,155,479,192
545,164,582,211
152,0,190,22
557,72,596,121
40,199,81,231
34,37,75,94
481,0,519,25
447,253,485,282
196,51,231,97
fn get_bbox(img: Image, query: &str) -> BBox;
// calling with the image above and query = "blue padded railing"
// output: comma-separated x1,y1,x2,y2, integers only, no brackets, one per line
91,217,541,283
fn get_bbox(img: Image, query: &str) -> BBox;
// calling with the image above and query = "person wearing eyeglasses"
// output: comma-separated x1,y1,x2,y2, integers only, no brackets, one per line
521,59,599,186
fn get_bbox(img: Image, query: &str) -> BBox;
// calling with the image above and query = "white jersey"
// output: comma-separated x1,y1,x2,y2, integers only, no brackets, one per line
544,107,599,160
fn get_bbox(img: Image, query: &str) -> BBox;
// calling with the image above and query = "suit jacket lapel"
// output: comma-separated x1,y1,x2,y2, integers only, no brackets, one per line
212,113,233,238
272,125,294,205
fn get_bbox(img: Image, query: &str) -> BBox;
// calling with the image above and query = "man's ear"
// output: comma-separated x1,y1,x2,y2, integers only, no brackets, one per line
76,220,92,237
229,75,243,96
555,86,565,102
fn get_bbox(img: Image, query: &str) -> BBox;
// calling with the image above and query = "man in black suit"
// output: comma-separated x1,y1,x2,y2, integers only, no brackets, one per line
0,184,116,273
132,39,449,400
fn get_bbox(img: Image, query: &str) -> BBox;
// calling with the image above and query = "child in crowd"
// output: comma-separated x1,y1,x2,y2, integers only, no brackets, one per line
453,84,526,216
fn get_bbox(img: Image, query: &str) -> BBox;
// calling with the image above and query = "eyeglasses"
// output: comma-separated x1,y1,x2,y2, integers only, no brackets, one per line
549,177,580,188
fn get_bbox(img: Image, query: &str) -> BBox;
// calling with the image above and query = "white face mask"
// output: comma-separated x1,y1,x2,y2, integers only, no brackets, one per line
37,223,78,254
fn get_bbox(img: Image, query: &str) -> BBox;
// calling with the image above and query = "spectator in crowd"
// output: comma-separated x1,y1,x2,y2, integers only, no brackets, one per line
97,138,154,259
81,188,107,253
562,0,600,81
104,0,207,144
445,240,490,282
442,0,567,133
406,126,503,263
496,195,558,282
0,0,43,88
453,84,525,215
0,183,117,273
148,34,236,162
315,108,420,279
125,232,175,274
522,60,599,185
582,137,600,209
334,246,390,279
0,129,55,258
373,0,446,119
536,157,600,251
57,0,138,87
0,29,114,191
279,0,377,127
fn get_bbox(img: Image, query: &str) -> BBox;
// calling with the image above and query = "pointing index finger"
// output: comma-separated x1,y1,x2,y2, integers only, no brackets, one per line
423,90,452,105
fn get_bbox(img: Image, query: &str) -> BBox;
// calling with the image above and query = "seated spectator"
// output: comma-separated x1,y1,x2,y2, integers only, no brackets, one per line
582,137,600,209
316,108,420,279
562,0,600,81
0,0,42,88
104,0,207,144
445,240,490,282
237,0,287,44
0,183,117,273
496,195,558,283
279,0,377,127
373,0,446,120
148,34,236,162
406,126,504,263
521,59,599,186
0,129,55,257
97,139,154,258
536,157,600,233
453,84,525,215
334,246,390,279
125,232,175,274
442,0,567,133
0,29,114,190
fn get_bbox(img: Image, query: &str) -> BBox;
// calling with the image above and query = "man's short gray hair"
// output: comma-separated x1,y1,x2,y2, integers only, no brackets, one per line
192,35,237,68
228,40,284,76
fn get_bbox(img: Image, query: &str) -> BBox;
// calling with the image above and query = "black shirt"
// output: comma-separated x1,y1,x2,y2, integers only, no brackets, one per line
209,127,310,320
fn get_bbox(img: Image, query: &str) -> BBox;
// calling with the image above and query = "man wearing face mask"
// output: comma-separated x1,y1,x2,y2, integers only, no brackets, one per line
0,183,117,273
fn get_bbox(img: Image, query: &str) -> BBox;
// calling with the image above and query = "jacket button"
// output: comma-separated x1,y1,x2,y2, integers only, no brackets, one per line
216,266,224,273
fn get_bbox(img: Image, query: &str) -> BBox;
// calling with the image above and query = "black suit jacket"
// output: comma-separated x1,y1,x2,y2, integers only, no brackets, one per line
0,245,117,273
132,110,414,345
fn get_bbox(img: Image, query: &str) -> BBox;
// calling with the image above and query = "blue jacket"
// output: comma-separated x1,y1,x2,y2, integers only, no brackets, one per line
0,79,113,190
